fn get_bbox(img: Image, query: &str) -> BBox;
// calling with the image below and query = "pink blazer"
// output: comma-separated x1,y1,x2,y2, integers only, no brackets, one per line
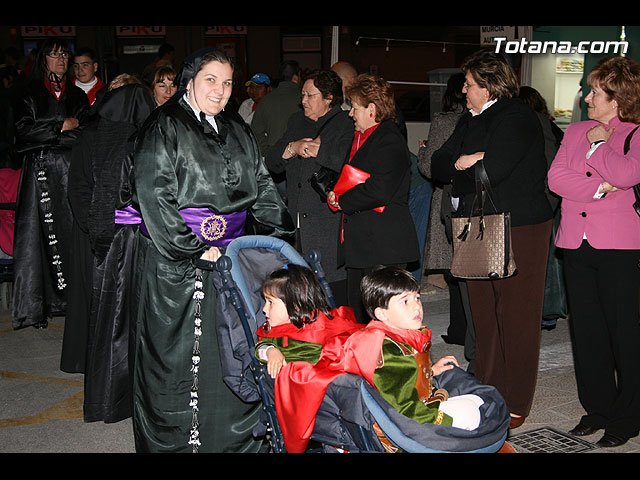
548,117,640,250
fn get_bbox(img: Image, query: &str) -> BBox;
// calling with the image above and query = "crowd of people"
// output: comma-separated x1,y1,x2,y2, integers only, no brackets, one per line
2,37,640,453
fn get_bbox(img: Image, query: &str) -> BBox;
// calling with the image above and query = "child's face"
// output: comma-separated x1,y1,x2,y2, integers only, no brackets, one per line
375,290,423,330
263,294,290,328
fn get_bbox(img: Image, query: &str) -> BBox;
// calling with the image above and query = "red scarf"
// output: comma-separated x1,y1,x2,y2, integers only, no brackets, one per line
75,77,105,106
274,320,431,452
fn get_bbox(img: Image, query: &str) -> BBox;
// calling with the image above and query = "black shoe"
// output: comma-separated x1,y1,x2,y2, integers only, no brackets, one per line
569,423,599,437
596,433,628,448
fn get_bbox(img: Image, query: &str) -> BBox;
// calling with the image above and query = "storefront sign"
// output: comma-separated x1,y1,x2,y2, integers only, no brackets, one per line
204,26,247,36
21,26,76,37
115,26,166,37
480,26,517,45
122,45,161,55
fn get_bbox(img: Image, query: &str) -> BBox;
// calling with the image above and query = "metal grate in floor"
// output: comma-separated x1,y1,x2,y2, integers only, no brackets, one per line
508,427,597,453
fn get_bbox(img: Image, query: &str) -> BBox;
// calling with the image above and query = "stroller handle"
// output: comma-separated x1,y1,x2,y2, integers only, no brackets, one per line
214,254,257,351
304,249,337,309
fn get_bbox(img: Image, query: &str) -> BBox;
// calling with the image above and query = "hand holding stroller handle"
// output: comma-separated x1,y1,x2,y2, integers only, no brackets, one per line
195,258,217,271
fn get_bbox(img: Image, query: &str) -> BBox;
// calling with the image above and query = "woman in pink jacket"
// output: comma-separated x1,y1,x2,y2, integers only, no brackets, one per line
548,56,640,448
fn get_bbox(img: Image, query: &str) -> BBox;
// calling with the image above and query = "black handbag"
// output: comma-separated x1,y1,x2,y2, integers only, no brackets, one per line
450,161,517,280
309,166,340,202
624,125,640,216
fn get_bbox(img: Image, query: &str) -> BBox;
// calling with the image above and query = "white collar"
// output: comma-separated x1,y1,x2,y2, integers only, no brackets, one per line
470,98,497,116
183,92,218,133
74,76,98,92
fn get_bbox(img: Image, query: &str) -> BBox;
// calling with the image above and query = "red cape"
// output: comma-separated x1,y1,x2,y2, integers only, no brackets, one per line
256,306,363,346
274,321,432,452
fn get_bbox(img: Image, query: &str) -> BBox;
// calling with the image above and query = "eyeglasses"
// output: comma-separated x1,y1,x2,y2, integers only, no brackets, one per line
463,81,478,89
301,92,322,99
46,52,70,59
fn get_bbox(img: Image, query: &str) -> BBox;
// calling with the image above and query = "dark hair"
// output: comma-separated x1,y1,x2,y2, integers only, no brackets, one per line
279,60,300,82
74,47,98,63
442,72,466,112
587,56,640,124
361,266,419,320
345,73,397,123
518,86,552,119
261,264,332,328
304,69,343,108
157,43,175,59
30,38,72,83
195,49,234,76
461,48,519,100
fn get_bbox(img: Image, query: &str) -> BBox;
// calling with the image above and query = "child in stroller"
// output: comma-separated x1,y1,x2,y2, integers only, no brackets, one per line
272,265,489,452
255,264,363,379
213,235,510,453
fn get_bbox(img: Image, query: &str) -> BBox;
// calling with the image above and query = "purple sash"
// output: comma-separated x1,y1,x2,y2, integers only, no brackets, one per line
115,205,143,224
180,207,247,247
139,207,247,247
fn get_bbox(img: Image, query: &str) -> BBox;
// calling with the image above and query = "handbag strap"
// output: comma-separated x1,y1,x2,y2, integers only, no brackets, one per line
473,160,498,215
625,125,640,215
624,125,640,155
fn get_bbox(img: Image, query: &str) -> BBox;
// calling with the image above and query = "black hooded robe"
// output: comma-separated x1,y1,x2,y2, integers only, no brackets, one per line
62,84,156,422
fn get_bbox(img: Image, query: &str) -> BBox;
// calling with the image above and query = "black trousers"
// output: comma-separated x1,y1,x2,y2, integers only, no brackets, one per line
563,240,640,439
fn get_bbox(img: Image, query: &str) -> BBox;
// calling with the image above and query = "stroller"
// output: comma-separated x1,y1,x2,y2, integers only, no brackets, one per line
212,235,511,453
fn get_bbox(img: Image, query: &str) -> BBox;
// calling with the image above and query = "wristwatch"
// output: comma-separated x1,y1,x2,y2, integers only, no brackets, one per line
590,140,605,149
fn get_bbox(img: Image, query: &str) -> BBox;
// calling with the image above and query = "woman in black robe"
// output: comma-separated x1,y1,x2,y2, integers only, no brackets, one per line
12,38,89,331
130,49,294,452
65,82,156,422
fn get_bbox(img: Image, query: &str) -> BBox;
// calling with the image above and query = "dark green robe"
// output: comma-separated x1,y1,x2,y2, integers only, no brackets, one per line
130,97,294,453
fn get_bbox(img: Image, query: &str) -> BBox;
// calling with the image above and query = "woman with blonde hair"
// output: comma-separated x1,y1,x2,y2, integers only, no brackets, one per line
548,56,640,448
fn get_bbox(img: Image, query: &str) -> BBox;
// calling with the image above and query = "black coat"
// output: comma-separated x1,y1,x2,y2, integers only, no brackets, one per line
338,120,419,269
431,98,553,227
12,77,90,330
265,106,354,282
